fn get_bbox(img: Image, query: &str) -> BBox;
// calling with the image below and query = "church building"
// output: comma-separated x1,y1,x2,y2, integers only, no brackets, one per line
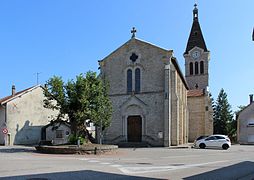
99,4,213,146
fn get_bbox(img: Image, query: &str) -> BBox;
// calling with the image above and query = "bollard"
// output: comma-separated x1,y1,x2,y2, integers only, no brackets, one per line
77,139,80,147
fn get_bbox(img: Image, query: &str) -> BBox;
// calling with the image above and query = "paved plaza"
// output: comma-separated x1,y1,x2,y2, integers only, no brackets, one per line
0,145,254,179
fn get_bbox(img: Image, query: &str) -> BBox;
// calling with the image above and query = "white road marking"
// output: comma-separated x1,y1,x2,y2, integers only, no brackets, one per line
119,160,229,174
100,162,111,165
88,160,100,163
121,158,149,161
79,158,89,161
161,155,203,159
110,164,122,167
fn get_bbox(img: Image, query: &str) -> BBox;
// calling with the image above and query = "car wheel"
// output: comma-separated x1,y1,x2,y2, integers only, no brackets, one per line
222,144,229,150
199,143,206,149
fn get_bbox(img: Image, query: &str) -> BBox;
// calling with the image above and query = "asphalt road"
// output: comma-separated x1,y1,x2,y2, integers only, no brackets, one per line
0,144,254,180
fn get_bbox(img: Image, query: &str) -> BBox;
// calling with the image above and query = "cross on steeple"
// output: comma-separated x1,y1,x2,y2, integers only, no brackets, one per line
131,27,137,38
193,3,198,20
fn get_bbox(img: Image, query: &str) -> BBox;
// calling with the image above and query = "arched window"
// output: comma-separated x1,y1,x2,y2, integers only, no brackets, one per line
189,62,193,75
135,68,141,93
195,62,199,75
200,61,204,74
127,69,132,93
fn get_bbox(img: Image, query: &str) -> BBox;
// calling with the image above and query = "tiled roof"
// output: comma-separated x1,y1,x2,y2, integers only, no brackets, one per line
187,89,205,97
0,86,37,105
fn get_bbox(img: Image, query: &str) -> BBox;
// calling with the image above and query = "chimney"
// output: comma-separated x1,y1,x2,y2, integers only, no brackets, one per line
12,85,16,96
249,94,253,104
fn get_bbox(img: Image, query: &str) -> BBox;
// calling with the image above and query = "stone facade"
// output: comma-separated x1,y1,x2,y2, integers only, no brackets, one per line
99,38,188,147
237,96,254,144
187,90,213,142
0,85,58,145
184,47,210,90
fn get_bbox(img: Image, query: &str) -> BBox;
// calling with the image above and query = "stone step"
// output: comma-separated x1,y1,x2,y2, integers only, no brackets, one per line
118,141,150,148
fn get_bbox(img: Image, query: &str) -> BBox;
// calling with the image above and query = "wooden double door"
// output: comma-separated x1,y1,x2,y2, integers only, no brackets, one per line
127,116,142,142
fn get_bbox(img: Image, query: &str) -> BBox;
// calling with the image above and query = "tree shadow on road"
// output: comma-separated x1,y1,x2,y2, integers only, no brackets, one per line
184,161,254,180
0,170,165,180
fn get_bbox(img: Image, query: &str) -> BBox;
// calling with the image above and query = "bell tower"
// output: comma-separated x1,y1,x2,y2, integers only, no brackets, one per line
184,4,210,90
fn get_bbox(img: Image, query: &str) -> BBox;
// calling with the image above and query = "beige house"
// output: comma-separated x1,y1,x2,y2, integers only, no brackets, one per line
0,85,58,145
237,95,254,144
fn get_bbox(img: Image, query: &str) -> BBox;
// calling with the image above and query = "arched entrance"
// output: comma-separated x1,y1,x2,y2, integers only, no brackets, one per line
127,116,142,142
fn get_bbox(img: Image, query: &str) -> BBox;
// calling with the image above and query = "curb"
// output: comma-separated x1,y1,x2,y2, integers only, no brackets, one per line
35,144,118,154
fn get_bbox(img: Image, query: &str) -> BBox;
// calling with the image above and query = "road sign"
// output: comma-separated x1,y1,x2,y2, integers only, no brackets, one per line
2,128,8,134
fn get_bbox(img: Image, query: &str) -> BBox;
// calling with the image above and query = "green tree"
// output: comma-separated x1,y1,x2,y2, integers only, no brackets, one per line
213,89,233,135
44,71,112,141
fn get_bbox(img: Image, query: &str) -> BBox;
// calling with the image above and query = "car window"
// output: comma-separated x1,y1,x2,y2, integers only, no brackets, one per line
215,136,225,139
196,136,208,141
205,136,216,141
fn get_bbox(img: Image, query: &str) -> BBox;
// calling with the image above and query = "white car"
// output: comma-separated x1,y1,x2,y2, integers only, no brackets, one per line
194,135,231,150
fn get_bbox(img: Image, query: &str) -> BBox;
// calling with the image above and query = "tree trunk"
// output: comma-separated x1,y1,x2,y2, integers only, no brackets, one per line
70,119,77,136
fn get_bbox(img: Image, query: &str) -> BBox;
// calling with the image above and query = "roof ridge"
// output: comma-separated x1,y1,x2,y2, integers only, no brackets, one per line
0,85,40,105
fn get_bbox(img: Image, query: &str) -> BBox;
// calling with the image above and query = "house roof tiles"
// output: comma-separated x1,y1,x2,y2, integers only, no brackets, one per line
0,85,39,105
187,89,205,97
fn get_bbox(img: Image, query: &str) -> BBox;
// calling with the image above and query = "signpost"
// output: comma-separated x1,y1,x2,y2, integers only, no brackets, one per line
2,128,8,134
2,128,8,146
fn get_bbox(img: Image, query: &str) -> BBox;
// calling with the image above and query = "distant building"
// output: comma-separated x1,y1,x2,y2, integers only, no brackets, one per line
42,120,71,145
237,94,254,144
0,85,58,145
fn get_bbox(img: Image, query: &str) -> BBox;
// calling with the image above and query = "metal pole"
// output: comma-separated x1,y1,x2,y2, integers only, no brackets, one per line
99,118,102,145
252,27,254,41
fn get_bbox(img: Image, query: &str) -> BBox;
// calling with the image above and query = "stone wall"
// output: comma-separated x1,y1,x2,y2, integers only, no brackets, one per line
170,68,188,146
187,94,213,142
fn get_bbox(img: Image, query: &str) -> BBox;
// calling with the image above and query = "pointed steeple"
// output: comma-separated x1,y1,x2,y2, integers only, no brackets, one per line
185,4,208,54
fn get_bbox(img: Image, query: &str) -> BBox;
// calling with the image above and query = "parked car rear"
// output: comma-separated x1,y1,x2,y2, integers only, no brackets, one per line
194,134,231,150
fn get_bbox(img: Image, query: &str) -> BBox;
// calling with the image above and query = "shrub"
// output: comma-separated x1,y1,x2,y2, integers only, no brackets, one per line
68,134,88,145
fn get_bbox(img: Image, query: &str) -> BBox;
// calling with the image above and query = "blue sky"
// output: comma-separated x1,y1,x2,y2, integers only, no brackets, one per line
0,1,253,112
